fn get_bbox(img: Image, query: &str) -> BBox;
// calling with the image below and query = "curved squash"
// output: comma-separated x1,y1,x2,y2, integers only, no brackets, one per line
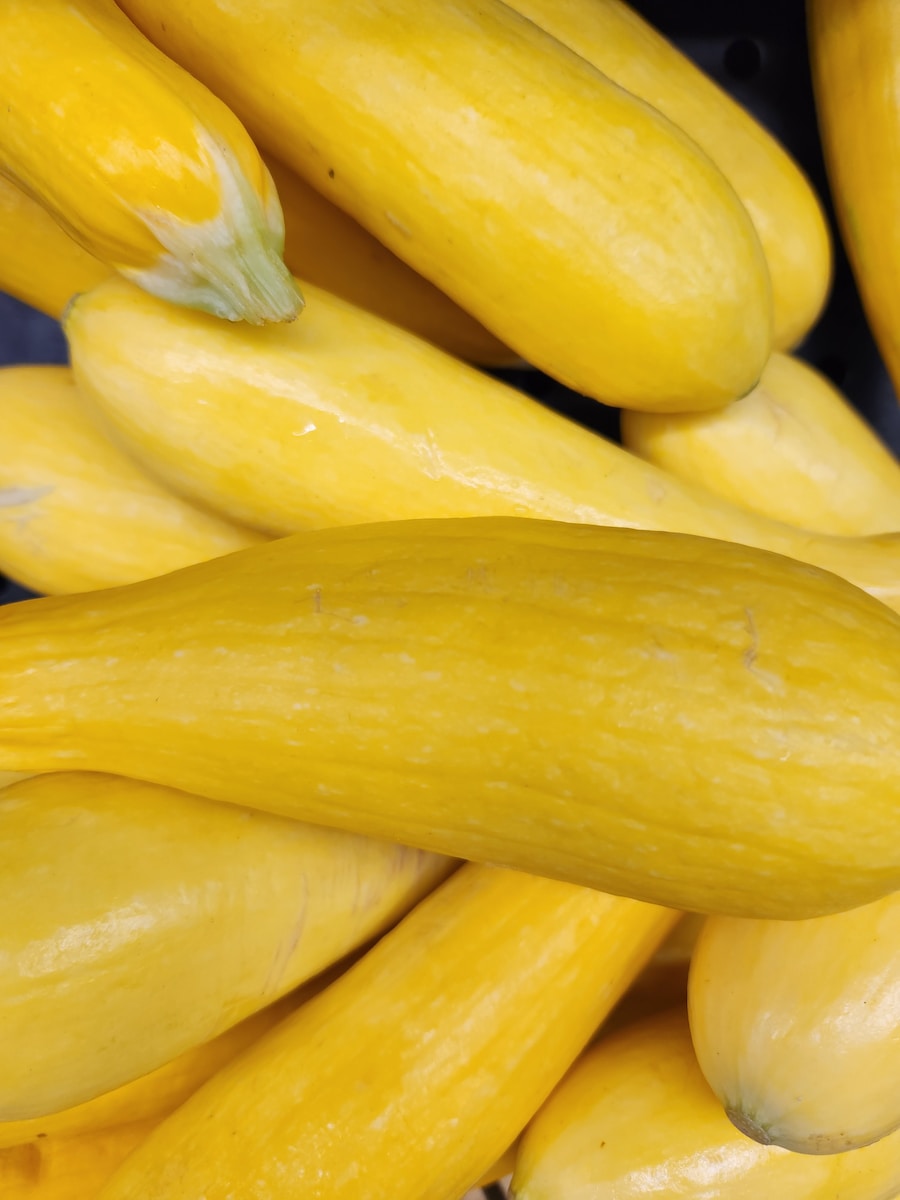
0,176,111,319
0,771,447,1120
513,1008,900,1200
0,966,347,1150
115,0,772,412
95,864,676,1200
264,154,516,366
810,0,900,395
65,277,900,614
0,0,299,322
503,0,831,350
0,365,262,595
688,892,900,1154
0,518,899,919
621,353,900,536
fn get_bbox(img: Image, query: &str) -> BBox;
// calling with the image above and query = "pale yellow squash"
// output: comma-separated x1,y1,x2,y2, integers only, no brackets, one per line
810,0,900,396
0,771,448,1120
1,518,900,920
1,1121,158,1200
0,176,111,318
688,892,900,1154
0,366,263,595
96,864,677,1200
502,0,831,350
65,278,900,614
512,1009,900,1200
602,912,704,1035
622,353,900,536
0,0,299,322
116,0,772,411
0,968,347,1149
264,154,516,366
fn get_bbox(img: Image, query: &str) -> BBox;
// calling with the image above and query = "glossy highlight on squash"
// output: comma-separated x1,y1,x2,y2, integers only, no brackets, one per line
95,864,676,1200
0,771,447,1120
1,518,899,919
503,0,831,350
621,353,900,536
0,365,262,595
0,0,300,322
513,1008,900,1200
65,277,900,614
116,0,773,411
689,892,900,1154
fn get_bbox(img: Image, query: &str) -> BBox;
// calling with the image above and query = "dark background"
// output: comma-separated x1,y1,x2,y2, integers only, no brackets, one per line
2,0,897,615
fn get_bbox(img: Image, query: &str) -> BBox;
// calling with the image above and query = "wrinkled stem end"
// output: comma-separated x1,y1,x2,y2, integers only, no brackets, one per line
726,1106,773,1146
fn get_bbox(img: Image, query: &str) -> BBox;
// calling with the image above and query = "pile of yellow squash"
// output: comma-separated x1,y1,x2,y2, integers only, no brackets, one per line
2,1,900,1197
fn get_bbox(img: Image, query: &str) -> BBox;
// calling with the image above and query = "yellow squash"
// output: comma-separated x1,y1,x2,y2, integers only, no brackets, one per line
1,1121,158,1200
0,966,348,1150
264,154,516,366
115,0,772,412
0,0,299,323
688,891,900,1155
95,864,677,1200
0,366,263,595
502,0,830,350
65,278,900,614
512,1008,900,1200
2,518,900,920
622,353,900,536
0,176,111,319
0,771,31,790
0,771,447,1120
810,0,900,395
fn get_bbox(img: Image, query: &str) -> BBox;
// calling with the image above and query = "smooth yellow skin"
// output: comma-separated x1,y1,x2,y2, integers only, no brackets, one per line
810,0,900,395
1,1120,158,1200
0,0,299,322
116,0,772,412
65,277,900,614
513,1009,900,1200
96,864,677,1200
0,176,111,318
265,154,516,366
2,518,900,920
0,771,447,1120
689,892,900,1154
0,366,262,595
0,967,347,1149
0,770,32,789
622,353,900,536
503,0,830,350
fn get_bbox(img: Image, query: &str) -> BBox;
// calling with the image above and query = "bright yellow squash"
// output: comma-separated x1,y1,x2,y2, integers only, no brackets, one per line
0,0,300,323
0,771,447,1120
115,0,772,412
513,1009,900,1200
688,892,900,1155
0,366,263,595
810,0,900,396
622,353,900,536
65,277,900,614
2,518,900,920
1,1121,159,1200
264,154,516,366
501,0,831,350
0,176,111,319
95,863,677,1200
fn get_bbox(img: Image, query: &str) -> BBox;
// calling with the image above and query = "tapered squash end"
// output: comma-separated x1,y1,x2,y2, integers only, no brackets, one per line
123,132,305,325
